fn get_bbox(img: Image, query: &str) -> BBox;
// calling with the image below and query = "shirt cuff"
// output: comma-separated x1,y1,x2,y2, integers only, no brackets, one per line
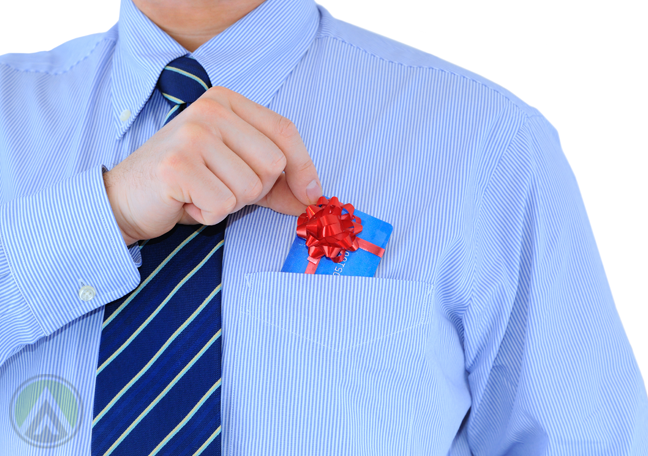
0,164,141,336
0,238,43,362
102,165,142,268
128,242,143,267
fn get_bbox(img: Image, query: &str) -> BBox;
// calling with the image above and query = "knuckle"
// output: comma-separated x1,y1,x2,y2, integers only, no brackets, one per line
275,116,299,141
265,152,287,178
158,152,186,180
188,99,209,118
192,98,228,121
177,122,208,146
222,194,237,214
205,86,232,106
294,158,315,175
207,85,228,96
243,177,264,202
202,215,215,225
205,193,236,225
203,212,224,226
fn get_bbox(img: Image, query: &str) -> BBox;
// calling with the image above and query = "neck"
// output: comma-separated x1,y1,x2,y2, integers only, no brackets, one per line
132,0,267,52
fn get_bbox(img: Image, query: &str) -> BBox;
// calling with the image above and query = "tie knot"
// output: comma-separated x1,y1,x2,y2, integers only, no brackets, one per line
157,56,212,124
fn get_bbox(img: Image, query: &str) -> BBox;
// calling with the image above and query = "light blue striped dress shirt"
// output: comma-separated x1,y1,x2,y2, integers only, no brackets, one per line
1,0,647,454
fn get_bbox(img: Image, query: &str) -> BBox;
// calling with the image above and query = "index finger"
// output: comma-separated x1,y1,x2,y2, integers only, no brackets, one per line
204,86,323,206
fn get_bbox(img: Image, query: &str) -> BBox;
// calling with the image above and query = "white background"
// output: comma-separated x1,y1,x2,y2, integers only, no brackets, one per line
1,1,646,381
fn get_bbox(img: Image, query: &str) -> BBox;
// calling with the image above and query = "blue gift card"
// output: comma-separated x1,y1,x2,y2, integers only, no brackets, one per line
281,204,393,277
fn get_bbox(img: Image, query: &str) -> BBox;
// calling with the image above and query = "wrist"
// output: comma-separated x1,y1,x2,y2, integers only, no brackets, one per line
119,228,139,247
103,170,139,246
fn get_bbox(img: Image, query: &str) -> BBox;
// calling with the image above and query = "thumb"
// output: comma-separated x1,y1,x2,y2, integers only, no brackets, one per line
256,173,309,216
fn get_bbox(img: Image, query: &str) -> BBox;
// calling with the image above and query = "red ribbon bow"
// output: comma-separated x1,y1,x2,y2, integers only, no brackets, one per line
296,196,384,274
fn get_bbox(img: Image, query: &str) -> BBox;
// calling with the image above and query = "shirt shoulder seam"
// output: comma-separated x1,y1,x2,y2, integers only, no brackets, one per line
0,35,110,76
315,33,537,117
465,114,534,373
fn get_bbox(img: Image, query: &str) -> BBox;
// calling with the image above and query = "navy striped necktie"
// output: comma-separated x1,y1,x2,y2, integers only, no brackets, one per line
92,57,224,456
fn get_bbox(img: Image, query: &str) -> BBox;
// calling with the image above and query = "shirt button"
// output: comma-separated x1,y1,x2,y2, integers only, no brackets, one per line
119,109,131,122
79,285,96,301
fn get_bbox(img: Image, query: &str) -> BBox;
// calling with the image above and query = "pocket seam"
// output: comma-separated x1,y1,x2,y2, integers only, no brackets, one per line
243,272,433,353
242,309,334,351
241,307,429,353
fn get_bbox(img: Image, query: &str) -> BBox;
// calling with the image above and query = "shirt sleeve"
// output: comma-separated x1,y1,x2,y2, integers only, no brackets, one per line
463,114,648,453
0,164,142,366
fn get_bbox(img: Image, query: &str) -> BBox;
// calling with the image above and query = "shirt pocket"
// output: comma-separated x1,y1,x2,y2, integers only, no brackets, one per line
242,271,432,353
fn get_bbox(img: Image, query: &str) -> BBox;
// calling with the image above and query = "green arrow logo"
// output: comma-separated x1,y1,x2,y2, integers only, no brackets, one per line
10,375,83,448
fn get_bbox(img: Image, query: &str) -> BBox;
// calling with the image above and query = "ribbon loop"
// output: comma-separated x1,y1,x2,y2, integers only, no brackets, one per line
296,196,363,264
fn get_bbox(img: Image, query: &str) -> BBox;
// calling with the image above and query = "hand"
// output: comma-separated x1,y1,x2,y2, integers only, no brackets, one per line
103,86,323,246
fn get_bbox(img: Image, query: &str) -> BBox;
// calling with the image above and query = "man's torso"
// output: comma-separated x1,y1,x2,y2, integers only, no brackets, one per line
0,1,538,453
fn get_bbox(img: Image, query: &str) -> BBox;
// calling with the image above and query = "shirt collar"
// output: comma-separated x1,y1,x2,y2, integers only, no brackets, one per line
111,0,320,139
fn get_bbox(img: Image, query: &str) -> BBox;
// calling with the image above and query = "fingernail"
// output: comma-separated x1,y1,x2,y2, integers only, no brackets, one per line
306,179,323,204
